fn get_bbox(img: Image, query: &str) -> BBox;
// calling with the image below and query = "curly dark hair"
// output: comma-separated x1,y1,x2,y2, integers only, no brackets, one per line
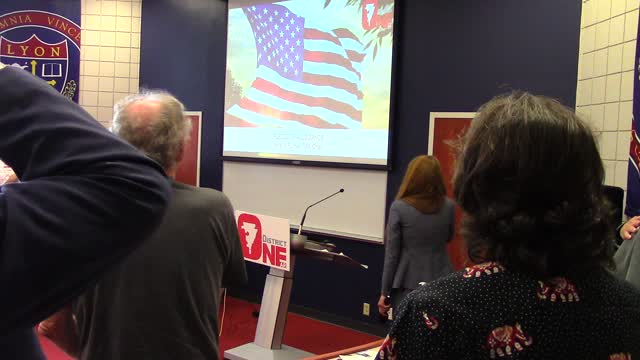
453,92,615,279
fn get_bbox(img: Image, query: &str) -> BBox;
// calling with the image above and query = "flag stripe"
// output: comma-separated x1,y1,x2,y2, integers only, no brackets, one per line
258,66,362,108
304,50,362,80
303,61,361,87
337,38,366,74
303,72,364,99
337,37,366,54
333,28,359,41
253,77,362,120
225,113,260,127
227,104,314,129
241,84,362,127
346,50,365,63
304,39,362,60
303,40,363,74
304,29,366,56
236,99,348,129
304,28,341,45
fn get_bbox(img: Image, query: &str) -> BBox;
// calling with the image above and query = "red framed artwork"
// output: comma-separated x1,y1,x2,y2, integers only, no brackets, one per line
175,111,202,187
427,112,475,270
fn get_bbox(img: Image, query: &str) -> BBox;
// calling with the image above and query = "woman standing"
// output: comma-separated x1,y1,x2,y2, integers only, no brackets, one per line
378,155,455,319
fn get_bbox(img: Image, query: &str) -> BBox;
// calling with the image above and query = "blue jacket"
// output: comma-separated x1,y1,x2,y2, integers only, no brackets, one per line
0,66,171,358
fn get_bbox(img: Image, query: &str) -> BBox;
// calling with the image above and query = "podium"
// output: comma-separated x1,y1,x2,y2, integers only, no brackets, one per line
224,234,365,360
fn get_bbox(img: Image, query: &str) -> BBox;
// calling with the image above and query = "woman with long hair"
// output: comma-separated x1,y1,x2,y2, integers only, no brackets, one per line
378,155,455,318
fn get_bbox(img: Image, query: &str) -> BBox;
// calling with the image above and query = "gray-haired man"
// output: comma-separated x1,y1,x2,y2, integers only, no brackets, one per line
40,91,247,360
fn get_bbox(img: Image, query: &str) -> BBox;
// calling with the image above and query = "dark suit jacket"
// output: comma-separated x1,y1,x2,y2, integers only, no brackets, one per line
0,66,171,358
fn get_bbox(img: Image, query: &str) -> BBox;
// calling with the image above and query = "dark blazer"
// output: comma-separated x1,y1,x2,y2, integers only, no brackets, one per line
0,66,171,358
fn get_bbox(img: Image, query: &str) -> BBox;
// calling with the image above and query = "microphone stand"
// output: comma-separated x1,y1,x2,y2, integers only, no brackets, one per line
297,189,344,235
253,189,344,317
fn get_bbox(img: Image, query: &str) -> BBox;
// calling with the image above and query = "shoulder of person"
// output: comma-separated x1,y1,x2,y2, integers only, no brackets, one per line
399,272,467,323
410,272,464,302
174,183,233,209
415,263,511,303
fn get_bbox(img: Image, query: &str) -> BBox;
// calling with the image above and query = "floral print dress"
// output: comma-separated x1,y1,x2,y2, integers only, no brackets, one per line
376,262,640,360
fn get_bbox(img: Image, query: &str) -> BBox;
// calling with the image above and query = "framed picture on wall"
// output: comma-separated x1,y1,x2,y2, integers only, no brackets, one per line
427,112,475,160
427,112,475,270
175,111,203,187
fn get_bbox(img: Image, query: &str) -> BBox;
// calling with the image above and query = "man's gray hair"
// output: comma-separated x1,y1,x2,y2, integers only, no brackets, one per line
112,90,191,169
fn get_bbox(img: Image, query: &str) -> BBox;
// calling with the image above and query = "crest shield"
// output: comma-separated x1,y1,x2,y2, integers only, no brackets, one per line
0,34,69,94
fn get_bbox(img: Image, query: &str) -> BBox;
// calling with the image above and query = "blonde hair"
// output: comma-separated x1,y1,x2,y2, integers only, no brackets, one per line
396,155,446,214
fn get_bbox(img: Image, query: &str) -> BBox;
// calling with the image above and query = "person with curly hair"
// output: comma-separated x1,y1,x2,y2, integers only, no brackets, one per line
376,92,640,359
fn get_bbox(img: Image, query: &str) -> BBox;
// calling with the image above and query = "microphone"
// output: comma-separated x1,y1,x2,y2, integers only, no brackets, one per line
298,188,344,235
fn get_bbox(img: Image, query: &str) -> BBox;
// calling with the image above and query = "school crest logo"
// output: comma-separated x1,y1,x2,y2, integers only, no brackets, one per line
0,10,80,102
1,35,71,94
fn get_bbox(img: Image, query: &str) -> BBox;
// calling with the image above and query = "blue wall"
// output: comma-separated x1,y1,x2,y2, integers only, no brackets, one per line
140,0,227,190
386,0,581,202
140,0,581,331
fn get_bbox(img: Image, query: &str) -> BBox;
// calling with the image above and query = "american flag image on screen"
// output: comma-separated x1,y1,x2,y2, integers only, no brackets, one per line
225,3,365,129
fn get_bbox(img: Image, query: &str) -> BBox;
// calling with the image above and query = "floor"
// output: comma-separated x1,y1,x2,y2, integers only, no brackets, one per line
40,296,382,359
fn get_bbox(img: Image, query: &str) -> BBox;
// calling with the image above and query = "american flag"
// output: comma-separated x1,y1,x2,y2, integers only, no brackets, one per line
225,3,365,129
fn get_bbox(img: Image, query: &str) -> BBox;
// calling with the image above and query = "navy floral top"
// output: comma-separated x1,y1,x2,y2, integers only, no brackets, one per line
376,262,640,359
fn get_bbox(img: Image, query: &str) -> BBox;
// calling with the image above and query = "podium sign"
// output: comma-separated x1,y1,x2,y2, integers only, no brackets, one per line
236,211,291,271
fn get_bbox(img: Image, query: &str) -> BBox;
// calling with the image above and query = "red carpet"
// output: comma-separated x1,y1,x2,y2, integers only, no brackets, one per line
40,297,381,359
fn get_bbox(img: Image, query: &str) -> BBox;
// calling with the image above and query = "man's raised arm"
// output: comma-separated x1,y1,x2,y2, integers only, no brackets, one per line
0,66,171,334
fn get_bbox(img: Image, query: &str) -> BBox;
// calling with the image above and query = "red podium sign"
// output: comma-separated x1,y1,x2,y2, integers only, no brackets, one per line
236,211,291,271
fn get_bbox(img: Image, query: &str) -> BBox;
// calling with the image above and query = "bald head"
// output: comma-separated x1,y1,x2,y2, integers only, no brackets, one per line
112,91,191,172
126,100,163,127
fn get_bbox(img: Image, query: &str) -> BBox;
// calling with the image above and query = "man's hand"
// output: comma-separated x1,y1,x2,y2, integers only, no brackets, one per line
620,216,640,240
